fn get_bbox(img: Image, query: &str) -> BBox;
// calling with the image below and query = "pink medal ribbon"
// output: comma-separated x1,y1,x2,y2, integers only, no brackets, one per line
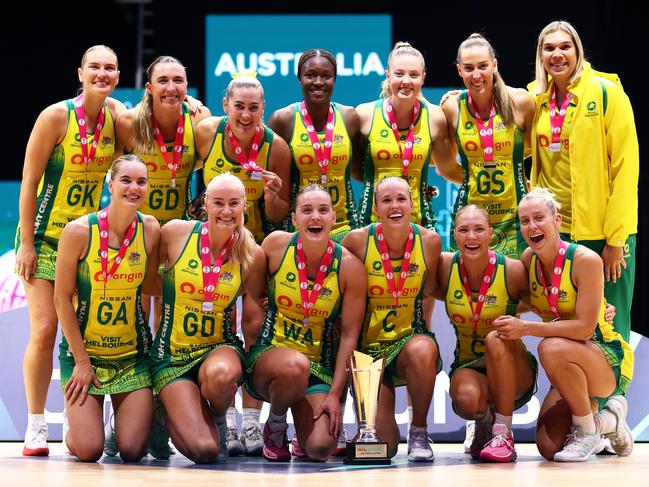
152,111,185,187
467,94,496,168
458,250,497,334
199,222,235,313
548,86,572,153
536,240,568,320
385,98,419,177
299,101,335,184
375,223,414,314
73,94,106,178
226,120,264,181
295,236,335,326
97,208,137,299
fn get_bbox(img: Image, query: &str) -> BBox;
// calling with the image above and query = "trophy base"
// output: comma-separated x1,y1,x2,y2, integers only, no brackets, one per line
343,442,391,465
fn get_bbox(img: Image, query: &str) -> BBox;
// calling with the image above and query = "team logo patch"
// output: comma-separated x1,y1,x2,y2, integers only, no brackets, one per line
486,294,497,305
286,272,296,282
454,289,463,300
188,259,199,269
372,261,383,271
414,135,421,145
221,271,234,282
464,121,473,130
128,252,141,265
215,158,225,168
587,101,596,111
301,133,310,142
380,129,389,138
334,134,344,144
101,136,113,146
320,287,333,298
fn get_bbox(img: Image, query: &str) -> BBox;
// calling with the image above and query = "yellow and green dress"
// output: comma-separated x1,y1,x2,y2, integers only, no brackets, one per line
444,251,537,408
360,223,440,384
202,117,275,243
245,234,342,399
59,212,151,394
529,243,634,396
150,221,244,394
133,104,197,226
359,99,436,229
452,91,528,257
16,99,116,280
286,102,358,242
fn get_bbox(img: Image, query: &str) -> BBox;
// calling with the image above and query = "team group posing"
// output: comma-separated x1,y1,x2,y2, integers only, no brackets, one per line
16,19,638,466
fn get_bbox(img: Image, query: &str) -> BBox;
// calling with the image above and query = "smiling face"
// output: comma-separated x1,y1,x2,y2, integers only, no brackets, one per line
299,55,336,104
204,178,246,232
454,207,492,259
292,189,335,242
541,30,578,85
374,178,413,228
518,198,562,252
78,47,120,97
146,62,187,112
109,159,148,209
386,54,425,102
223,86,265,139
457,45,497,98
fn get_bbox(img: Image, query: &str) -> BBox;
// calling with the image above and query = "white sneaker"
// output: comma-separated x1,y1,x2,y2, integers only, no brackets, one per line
241,425,263,456
103,413,118,457
407,428,434,462
23,422,49,456
603,395,634,456
463,420,475,454
554,428,604,462
226,427,244,457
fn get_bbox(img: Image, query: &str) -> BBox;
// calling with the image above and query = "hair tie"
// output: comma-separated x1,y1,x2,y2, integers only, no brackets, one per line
232,71,258,79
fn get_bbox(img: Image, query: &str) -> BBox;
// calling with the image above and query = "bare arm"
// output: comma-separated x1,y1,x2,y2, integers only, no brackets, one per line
494,248,603,341
16,103,68,281
314,248,367,437
421,227,442,299
114,109,136,158
341,105,363,182
141,215,161,296
53,218,100,405
430,104,463,185
351,103,373,182
242,244,268,310
340,227,369,261
266,106,294,143
264,134,291,222
261,231,293,275
434,252,453,301
510,88,536,158
194,116,221,168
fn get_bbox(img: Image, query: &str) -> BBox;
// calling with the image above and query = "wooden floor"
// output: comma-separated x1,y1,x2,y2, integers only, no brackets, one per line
1,442,647,486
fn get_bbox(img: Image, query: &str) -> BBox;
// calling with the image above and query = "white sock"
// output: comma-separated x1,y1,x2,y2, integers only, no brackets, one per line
594,409,617,435
269,409,287,423
27,413,46,428
475,409,493,425
494,413,513,433
572,414,597,435
226,407,237,429
242,407,261,431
